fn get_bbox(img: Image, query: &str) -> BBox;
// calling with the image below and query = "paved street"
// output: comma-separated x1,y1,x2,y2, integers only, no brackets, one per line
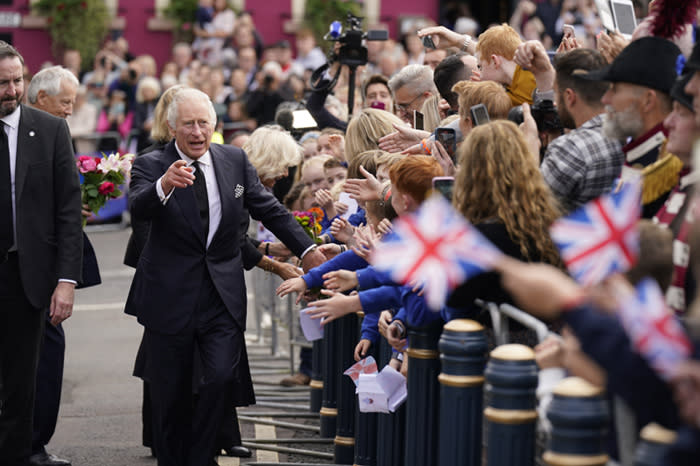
45,227,327,466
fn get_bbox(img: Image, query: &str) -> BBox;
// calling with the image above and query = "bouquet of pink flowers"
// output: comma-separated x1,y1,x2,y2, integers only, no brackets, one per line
76,152,134,224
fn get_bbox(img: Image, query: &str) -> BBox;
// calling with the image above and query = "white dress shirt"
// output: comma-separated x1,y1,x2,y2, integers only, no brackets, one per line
157,143,221,248
2,105,21,251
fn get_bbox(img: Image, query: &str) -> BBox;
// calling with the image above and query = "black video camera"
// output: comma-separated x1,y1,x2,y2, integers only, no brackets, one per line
325,13,388,68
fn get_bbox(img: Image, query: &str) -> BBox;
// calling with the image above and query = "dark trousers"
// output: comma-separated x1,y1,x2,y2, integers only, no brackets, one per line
146,271,243,466
143,383,243,453
0,253,45,466
32,312,65,454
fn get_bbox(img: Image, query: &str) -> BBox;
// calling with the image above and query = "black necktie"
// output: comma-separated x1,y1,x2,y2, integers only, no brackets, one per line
0,122,12,259
192,161,209,241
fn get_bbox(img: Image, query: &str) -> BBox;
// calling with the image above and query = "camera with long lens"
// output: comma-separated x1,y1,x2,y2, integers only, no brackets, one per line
325,13,388,68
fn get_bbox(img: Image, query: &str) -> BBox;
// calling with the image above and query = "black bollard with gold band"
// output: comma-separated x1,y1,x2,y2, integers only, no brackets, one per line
335,313,359,464
375,337,404,466
354,312,377,466
484,344,539,466
405,320,443,466
321,319,339,438
633,423,677,466
437,319,488,466
310,339,323,413
543,377,609,466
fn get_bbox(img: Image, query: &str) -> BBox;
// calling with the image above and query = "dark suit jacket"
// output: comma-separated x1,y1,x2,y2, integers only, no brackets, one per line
14,105,83,308
124,141,314,334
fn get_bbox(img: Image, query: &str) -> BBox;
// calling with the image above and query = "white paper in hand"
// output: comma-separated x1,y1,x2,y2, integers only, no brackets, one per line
339,192,359,220
377,365,407,411
356,365,407,413
357,373,389,413
299,308,324,341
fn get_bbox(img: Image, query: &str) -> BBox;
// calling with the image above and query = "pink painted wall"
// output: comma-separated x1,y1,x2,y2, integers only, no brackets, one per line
0,0,172,74
118,0,172,74
0,0,440,75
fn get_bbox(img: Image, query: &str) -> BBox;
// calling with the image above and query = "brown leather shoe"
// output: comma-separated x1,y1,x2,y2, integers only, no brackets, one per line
280,372,311,387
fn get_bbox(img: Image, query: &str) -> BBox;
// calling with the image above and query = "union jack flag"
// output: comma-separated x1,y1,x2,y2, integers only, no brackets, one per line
370,194,502,310
617,278,692,380
550,182,641,286
344,356,378,386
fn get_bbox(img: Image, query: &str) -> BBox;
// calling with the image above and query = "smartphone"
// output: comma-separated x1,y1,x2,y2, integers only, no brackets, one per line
435,127,457,163
432,176,455,201
421,35,436,50
370,100,386,110
470,104,490,126
610,0,637,39
593,0,616,32
562,24,575,39
413,110,424,130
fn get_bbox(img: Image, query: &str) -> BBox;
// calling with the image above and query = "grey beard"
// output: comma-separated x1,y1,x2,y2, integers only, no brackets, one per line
602,106,644,141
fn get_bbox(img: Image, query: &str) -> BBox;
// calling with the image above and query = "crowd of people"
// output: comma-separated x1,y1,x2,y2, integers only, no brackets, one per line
3,0,700,465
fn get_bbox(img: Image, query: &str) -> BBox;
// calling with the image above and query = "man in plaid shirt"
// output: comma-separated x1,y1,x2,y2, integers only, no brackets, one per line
515,43,623,213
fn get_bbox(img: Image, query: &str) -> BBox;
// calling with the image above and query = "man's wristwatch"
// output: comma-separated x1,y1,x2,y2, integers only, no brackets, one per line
461,35,473,52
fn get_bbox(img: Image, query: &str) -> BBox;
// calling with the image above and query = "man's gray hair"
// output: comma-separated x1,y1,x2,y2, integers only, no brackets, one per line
387,64,437,96
166,87,217,129
27,66,79,104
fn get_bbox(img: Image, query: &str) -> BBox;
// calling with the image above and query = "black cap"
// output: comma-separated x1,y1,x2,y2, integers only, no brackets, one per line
580,37,682,94
671,72,694,112
686,41,700,72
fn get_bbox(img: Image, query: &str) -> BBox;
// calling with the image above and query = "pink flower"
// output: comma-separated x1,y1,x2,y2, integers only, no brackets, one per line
77,155,97,173
182,22,191,31
98,181,115,196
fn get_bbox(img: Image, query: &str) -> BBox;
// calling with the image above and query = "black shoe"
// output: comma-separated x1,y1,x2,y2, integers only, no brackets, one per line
28,452,71,466
223,445,252,458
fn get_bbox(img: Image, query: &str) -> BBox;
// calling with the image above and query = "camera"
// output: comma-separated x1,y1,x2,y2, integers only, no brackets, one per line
508,100,562,133
325,13,388,68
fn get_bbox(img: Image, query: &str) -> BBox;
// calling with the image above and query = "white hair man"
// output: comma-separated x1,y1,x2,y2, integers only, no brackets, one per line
388,64,438,125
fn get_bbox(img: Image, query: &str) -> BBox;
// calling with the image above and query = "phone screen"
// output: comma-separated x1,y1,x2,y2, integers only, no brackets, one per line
413,110,424,130
611,1,636,36
435,128,457,162
432,177,454,201
292,109,318,130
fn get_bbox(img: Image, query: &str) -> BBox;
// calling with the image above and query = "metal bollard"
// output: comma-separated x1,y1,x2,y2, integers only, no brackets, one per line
484,344,538,466
404,320,443,466
543,377,609,466
320,319,339,438
633,423,677,466
310,338,323,413
354,312,377,466
335,313,359,464
437,319,488,466
375,337,404,466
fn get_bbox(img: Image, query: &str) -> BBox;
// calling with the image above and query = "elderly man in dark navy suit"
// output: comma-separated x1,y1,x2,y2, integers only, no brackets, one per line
125,87,325,466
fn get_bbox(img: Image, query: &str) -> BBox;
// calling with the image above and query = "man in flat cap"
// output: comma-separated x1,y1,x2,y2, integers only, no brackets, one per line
582,36,684,218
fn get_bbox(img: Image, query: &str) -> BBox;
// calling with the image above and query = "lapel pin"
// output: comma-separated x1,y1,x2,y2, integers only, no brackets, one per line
29,131,35,137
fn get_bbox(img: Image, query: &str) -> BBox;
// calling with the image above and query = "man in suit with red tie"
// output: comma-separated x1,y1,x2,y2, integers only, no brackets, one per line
125,87,325,466
0,43,83,466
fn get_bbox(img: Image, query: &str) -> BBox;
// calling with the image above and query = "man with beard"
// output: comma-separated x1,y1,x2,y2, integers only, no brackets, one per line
0,43,83,466
582,37,684,218
25,65,102,466
515,42,623,212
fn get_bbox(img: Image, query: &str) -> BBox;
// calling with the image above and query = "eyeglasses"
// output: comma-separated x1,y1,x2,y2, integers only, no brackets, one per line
395,93,423,114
